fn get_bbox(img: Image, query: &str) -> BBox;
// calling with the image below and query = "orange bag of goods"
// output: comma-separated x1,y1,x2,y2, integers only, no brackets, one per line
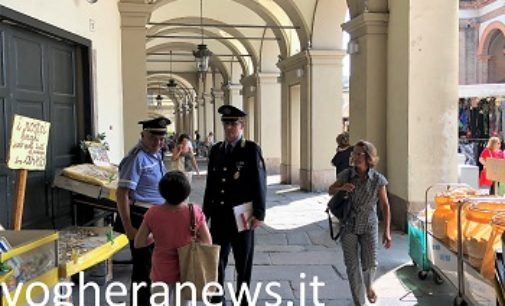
432,194,453,240
480,213,505,280
463,202,505,268
435,187,478,246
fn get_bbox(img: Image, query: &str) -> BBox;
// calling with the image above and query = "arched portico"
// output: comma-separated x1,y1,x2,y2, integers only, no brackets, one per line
477,21,505,83
277,0,348,191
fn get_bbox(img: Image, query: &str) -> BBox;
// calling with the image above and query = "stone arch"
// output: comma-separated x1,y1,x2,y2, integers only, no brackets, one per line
147,42,231,83
478,21,505,83
311,0,348,49
147,74,196,94
478,21,505,56
148,17,259,73
147,30,248,75
152,0,291,58
271,0,310,51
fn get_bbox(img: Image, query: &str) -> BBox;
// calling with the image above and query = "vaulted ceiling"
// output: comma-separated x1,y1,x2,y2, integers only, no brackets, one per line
138,0,347,106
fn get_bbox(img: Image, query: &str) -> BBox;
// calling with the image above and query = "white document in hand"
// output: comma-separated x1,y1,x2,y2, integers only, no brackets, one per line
233,202,253,232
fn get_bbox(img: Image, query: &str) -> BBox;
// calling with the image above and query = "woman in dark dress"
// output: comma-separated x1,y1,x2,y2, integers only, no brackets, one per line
331,132,353,177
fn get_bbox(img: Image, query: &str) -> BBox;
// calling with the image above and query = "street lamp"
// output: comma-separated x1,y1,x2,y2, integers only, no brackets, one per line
193,0,212,72
167,50,177,96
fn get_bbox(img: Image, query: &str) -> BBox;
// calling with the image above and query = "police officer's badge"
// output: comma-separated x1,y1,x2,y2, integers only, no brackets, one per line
234,171,240,180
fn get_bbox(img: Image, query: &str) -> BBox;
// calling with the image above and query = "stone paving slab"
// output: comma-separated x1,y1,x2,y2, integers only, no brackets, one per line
228,252,271,266
286,232,312,245
255,245,307,253
256,233,289,245
269,250,340,265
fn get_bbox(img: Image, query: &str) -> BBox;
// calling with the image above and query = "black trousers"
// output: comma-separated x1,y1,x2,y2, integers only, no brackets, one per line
210,227,255,306
128,240,153,306
114,209,152,306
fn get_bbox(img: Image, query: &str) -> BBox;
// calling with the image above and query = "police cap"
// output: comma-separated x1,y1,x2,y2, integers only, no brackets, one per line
138,116,171,135
218,105,247,122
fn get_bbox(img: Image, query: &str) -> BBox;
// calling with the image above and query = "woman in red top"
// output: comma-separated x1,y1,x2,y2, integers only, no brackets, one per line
135,171,212,305
479,136,504,192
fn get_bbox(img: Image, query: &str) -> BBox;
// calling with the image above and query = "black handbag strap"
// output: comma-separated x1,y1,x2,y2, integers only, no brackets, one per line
327,168,353,241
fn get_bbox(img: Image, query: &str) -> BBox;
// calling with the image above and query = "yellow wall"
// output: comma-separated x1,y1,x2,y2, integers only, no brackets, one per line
1,0,124,163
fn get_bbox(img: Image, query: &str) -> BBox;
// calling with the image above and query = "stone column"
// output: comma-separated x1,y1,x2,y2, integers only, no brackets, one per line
279,76,290,184
213,89,225,142
227,84,243,110
342,12,389,175
386,0,458,230
174,101,181,133
256,72,281,174
203,73,214,138
278,50,346,191
118,2,151,152
196,73,206,137
240,75,256,141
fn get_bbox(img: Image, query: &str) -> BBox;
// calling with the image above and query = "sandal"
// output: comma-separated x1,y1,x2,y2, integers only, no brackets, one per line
367,289,377,304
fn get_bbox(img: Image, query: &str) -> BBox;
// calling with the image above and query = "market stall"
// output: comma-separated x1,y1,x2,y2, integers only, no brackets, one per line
410,184,501,306
0,227,128,306
0,230,59,306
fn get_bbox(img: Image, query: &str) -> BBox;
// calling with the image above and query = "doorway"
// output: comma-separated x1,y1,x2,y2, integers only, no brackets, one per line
0,6,92,229
289,84,301,185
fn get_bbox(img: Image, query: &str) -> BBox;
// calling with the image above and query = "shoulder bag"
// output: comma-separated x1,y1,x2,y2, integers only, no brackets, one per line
326,169,353,240
177,204,220,301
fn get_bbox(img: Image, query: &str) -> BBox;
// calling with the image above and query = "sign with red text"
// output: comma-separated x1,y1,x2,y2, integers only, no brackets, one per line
7,115,51,170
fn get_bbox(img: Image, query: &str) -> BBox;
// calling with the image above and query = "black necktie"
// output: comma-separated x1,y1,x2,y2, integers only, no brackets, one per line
226,143,232,155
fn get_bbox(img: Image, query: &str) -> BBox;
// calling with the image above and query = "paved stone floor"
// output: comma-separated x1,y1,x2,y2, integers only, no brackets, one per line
74,163,458,305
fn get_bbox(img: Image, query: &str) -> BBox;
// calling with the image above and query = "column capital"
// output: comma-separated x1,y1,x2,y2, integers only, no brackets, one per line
257,72,281,84
225,83,242,93
308,50,347,66
347,0,388,18
212,89,225,99
277,51,309,72
342,12,389,38
240,74,256,87
118,2,152,28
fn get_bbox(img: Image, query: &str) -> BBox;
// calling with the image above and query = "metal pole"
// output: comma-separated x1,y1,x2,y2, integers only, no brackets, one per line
147,35,279,41
148,22,300,30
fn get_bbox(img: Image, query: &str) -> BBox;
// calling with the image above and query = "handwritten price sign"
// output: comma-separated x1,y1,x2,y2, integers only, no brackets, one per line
7,115,51,170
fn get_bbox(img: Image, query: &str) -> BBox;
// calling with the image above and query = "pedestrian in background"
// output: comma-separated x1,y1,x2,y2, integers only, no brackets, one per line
328,140,392,306
331,132,353,178
479,136,503,194
171,134,200,183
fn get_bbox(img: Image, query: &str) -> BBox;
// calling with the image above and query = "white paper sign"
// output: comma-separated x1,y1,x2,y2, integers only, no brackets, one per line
86,142,110,167
233,202,253,232
7,115,51,170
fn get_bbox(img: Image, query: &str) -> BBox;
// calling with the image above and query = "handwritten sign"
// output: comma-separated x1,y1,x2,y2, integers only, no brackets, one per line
7,115,51,170
86,142,111,167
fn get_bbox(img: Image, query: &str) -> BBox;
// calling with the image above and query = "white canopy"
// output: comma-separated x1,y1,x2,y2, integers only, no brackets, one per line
459,84,505,98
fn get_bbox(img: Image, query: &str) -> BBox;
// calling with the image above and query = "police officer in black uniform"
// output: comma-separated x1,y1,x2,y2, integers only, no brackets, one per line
203,105,267,305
